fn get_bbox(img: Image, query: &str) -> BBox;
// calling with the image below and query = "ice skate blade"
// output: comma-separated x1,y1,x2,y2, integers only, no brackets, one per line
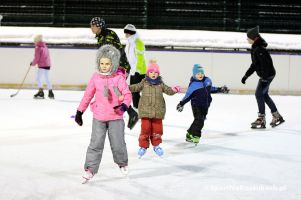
82,178,90,184
34,97,45,99
251,126,266,129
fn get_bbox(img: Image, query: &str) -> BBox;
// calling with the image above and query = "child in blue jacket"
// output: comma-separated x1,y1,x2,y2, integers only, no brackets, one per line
176,64,212,144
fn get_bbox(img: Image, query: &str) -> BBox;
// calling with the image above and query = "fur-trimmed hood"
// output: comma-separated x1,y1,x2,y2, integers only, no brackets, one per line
96,44,120,74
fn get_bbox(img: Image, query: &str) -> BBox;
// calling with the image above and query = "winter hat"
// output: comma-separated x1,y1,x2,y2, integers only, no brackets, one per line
96,45,122,99
192,64,205,77
124,24,136,35
247,26,260,40
90,17,106,28
147,59,160,75
96,44,120,74
34,34,43,43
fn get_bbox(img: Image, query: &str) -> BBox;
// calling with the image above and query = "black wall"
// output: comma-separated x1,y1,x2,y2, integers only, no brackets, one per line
1,0,300,34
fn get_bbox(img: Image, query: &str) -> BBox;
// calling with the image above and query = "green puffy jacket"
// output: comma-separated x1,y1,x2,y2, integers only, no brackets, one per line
129,78,176,119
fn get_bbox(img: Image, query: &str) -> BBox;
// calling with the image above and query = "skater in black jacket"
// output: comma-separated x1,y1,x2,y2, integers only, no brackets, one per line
241,26,284,128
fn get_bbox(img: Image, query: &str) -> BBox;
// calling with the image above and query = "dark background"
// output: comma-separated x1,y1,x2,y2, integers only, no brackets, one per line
0,0,300,34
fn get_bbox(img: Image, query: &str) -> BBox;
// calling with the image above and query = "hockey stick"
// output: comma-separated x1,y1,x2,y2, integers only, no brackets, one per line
10,65,31,98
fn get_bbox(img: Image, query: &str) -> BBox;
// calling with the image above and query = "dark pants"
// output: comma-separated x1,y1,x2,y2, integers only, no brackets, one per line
130,72,145,108
188,106,208,138
255,77,277,114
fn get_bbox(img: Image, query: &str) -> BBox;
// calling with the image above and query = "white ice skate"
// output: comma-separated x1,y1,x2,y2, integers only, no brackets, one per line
119,166,129,176
82,169,94,184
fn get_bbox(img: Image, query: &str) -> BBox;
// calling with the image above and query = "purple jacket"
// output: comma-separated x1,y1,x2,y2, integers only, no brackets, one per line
31,41,51,68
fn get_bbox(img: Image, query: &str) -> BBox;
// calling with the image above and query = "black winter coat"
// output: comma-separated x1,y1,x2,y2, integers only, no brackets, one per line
244,37,276,79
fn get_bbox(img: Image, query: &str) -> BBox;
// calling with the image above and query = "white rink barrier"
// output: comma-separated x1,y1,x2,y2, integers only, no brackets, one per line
0,46,300,95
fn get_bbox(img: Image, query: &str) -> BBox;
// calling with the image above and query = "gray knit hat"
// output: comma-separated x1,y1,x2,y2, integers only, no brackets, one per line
247,26,260,40
96,44,120,74
96,45,122,99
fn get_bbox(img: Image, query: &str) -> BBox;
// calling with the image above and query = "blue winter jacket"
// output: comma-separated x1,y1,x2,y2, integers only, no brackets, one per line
180,76,212,109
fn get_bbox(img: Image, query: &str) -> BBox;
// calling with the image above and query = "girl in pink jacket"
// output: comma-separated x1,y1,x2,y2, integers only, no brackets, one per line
30,34,54,99
75,45,132,183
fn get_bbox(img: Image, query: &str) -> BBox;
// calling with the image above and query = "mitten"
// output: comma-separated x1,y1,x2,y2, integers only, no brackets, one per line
172,86,181,93
114,103,128,115
218,85,229,94
241,76,248,84
176,102,184,112
75,110,83,126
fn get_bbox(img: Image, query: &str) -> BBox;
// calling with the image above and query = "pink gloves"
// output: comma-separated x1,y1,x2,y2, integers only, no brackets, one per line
172,86,181,93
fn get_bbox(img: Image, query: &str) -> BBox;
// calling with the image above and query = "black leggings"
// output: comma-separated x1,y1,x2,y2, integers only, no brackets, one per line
255,77,277,114
130,72,145,108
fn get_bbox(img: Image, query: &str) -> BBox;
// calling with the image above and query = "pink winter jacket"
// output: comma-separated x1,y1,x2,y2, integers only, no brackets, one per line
31,41,51,67
77,72,132,121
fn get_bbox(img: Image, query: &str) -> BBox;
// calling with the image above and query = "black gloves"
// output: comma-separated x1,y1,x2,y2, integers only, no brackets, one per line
75,110,83,126
176,102,184,112
241,75,248,84
217,85,230,94
114,103,128,115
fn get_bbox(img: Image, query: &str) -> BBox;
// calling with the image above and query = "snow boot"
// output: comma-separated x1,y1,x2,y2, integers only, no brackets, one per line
48,89,55,99
186,132,200,145
119,165,129,175
82,168,94,184
270,111,285,127
127,106,139,129
153,145,164,157
251,113,266,129
138,147,147,158
33,88,44,99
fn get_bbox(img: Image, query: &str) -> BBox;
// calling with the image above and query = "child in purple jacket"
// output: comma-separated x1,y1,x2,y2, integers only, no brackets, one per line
30,34,54,99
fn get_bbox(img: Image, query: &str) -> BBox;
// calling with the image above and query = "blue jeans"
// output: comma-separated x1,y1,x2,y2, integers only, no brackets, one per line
255,76,277,114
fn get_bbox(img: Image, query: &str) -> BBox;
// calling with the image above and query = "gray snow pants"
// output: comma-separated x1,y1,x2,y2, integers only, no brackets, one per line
84,118,128,174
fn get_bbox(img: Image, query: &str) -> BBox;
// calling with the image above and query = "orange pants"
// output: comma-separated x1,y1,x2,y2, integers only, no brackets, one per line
139,118,163,148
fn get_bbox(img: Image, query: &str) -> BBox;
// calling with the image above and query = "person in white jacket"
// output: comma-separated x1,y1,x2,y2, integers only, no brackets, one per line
124,24,147,109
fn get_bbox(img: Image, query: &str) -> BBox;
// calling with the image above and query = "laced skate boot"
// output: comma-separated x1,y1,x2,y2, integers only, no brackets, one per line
251,113,266,129
270,111,285,127
127,106,139,129
186,132,200,145
82,168,94,184
48,89,55,99
138,147,147,158
33,88,44,99
119,165,129,175
153,145,164,157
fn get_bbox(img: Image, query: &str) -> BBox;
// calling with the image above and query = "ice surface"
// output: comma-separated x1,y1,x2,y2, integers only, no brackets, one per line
1,89,301,200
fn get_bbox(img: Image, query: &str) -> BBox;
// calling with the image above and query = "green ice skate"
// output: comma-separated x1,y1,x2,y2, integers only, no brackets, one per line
186,132,200,145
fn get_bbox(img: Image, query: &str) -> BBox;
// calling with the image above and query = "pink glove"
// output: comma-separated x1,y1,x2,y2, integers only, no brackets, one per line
172,86,181,93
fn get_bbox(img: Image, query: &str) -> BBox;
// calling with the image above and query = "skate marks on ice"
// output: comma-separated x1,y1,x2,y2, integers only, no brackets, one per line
165,137,298,163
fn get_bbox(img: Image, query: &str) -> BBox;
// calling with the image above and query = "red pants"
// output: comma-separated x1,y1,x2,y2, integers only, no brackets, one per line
139,118,163,148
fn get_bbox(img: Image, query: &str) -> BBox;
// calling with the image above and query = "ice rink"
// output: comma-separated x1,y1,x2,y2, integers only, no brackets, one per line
1,89,301,200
